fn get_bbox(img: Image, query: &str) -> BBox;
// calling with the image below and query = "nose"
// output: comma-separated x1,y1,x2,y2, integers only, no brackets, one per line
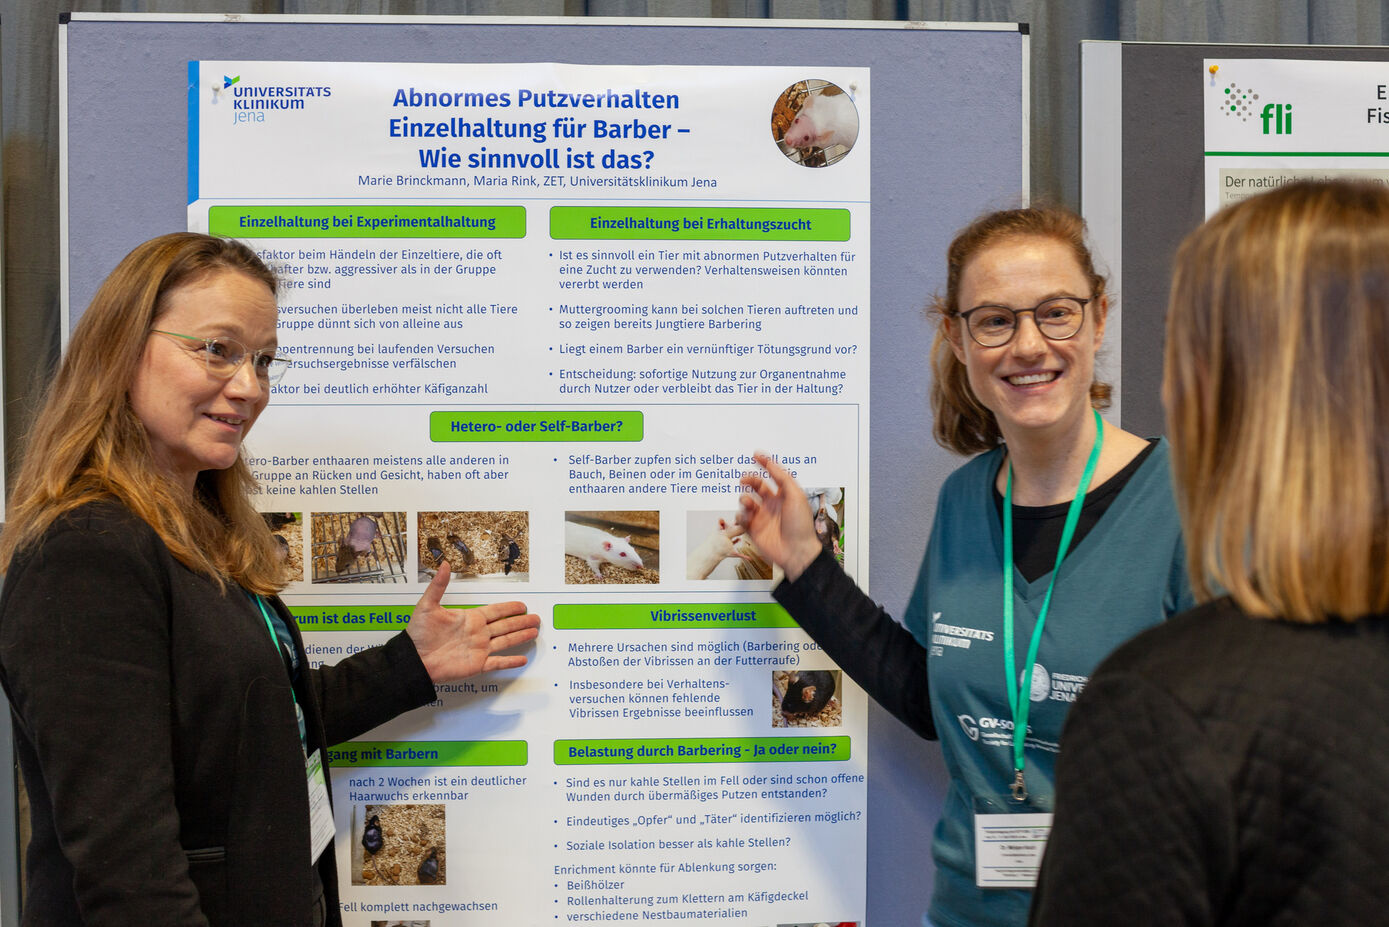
223,355,266,401
1009,310,1047,355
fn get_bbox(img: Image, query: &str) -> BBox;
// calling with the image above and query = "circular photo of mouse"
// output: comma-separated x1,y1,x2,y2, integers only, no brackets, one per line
771,80,859,168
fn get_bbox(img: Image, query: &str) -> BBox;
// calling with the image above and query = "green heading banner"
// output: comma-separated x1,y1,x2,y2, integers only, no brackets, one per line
551,207,850,241
327,740,527,767
555,737,849,765
430,410,643,442
209,205,525,238
554,603,798,630
290,604,477,632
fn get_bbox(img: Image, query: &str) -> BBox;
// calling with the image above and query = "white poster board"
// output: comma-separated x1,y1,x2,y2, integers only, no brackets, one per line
191,58,871,924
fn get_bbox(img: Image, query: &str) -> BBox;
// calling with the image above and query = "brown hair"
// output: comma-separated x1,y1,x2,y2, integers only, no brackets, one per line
1166,179,1389,622
0,232,286,594
930,205,1112,454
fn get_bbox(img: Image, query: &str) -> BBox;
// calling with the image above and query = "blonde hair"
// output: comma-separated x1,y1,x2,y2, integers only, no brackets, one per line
1166,179,1389,622
930,205,1112,455
0,233,286,594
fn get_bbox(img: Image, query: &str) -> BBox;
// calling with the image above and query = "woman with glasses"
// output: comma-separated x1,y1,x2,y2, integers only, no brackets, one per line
1030,179,1389,926
739,206,1192,927
0,233,541,927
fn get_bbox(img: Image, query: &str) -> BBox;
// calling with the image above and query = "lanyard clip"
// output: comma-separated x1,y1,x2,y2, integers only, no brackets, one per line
1010,770,1028,802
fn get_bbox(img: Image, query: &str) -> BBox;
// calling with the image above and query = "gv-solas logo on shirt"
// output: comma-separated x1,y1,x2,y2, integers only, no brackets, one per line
959,715,1024,749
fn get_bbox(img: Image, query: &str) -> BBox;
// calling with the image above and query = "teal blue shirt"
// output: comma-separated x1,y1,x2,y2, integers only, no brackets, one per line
904,439,1192,927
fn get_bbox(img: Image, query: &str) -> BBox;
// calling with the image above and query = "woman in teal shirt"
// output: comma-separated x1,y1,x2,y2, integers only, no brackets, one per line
740,205,1192,927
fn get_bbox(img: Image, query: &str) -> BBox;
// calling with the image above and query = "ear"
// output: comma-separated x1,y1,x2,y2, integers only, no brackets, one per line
943,316,968,364
1092,294,1109,351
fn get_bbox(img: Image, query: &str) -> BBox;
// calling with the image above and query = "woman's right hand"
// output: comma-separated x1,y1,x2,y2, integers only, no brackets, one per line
405,563,541,683
737,451,823,582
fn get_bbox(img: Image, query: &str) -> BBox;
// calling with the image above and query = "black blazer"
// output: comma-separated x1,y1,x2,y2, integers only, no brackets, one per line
0,501,436,926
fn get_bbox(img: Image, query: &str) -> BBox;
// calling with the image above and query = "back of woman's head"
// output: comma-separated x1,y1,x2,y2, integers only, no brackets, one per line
1167,178,1389,621
930,205,1112,454
0,233,282,591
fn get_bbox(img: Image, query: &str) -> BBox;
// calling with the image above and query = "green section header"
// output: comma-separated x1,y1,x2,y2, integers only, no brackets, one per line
327,741,526,767
430,410,643,442
551,207,850,241
290,604,413,631
290,604,476,632
554,603,798,630
555,737,849,765
208,205,525,238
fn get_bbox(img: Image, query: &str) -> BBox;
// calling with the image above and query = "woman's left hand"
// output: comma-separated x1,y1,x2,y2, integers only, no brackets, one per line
406,563,541,683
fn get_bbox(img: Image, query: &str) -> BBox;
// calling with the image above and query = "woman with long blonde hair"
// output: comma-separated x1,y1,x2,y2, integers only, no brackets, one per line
1031,178,1389,925
0,233,540,927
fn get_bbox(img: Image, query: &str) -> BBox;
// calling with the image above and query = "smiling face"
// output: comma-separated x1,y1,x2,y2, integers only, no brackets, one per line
128,270,278,492
950,235,1107,445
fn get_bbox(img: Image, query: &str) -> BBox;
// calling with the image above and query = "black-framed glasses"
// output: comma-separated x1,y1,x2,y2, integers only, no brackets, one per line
151,330,292,384
957,297,1091,348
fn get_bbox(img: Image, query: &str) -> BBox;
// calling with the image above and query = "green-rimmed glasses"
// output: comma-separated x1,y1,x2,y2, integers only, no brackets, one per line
958,297,1091,348
151,330,292,384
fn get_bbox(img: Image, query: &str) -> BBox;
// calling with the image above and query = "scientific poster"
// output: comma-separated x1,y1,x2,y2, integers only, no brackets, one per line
190,60,870,924
1204,57,1389,215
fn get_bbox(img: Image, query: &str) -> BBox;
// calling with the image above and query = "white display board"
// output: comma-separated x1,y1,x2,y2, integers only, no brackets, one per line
191,58,872,924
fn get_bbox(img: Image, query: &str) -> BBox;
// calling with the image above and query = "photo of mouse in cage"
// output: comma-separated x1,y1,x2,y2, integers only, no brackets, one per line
310,511,410,583
771,79,860,168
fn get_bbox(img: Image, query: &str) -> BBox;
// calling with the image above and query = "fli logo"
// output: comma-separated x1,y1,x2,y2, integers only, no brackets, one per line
1260,102,1293,135
1218,78,1293,135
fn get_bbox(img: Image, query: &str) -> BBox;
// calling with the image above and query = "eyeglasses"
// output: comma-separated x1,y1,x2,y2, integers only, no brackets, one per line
151,330,292,384
957,297,1091,347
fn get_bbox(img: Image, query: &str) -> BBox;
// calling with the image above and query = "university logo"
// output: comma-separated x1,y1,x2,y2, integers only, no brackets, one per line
215,76,333,126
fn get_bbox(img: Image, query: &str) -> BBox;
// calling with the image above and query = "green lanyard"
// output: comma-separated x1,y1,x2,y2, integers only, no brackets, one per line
248,591,288,666
1001,407,1103,802
247,591,308,754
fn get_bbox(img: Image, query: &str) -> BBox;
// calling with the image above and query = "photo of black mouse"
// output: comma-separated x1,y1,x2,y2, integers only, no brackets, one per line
780,670,837,716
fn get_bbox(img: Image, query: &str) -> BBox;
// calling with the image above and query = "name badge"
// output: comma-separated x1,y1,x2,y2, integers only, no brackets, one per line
974,807,1052,888
306,750,335,865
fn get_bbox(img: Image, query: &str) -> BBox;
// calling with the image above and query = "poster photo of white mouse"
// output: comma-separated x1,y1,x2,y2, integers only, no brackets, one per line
563,510,660,584
771,79,861,167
